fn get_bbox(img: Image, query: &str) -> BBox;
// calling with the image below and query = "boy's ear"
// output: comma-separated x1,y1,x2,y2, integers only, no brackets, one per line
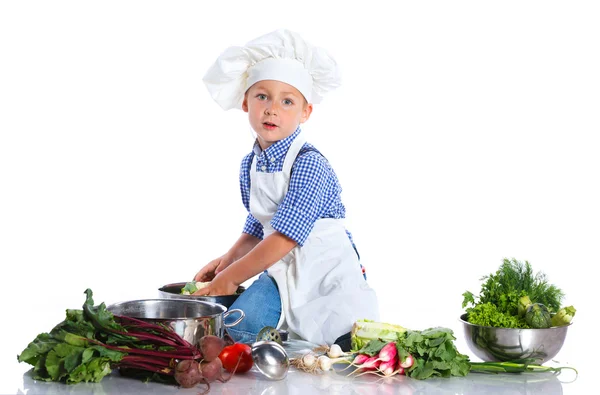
300,103,313,124
242,95,249,112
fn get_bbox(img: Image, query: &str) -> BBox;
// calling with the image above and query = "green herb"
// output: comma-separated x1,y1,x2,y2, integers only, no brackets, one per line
462,258,569,328
478,258,564,313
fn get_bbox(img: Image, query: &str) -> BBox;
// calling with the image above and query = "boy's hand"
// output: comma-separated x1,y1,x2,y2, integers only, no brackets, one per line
192,272,239,296
194,254,234,282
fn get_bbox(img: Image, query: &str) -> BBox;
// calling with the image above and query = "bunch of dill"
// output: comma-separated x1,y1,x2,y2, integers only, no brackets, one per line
462,258,565,328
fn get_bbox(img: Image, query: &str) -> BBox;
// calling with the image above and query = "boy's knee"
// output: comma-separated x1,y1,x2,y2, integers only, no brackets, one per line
226,327,258,344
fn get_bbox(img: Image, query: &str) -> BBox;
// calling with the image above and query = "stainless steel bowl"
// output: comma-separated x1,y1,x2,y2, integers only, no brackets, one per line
107,299,244,346
158,282,245,309
459,313,570,364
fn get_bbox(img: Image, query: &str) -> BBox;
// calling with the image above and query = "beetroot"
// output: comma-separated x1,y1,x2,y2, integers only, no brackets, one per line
199,335,226,362
174,360,203,388
200,358,224,382
200,355,239,383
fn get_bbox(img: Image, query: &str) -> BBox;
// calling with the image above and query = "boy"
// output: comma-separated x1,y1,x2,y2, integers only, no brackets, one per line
194,29,379,345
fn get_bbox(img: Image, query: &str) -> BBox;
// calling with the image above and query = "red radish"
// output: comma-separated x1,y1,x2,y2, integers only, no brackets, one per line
360,356,381,370
199,335,226,362
400,353,414,369
350,342,397,373
378,358,397,376
337,353,368,373
352,354,370,365
377,342,397,363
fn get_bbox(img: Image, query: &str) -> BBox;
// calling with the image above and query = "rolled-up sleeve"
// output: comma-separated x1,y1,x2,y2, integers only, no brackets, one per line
271,152,334,246
243,213,264,239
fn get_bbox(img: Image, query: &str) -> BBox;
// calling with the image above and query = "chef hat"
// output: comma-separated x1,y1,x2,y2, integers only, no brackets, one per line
203,29,341,111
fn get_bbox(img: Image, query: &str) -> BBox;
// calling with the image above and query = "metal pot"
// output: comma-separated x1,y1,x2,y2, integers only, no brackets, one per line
107,299,244,346
158,282,245,309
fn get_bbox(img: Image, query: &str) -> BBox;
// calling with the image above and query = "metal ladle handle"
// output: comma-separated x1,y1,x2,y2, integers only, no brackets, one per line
223,309,245,327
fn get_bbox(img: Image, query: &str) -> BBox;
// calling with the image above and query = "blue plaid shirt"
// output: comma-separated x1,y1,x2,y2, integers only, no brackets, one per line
240,127,357,251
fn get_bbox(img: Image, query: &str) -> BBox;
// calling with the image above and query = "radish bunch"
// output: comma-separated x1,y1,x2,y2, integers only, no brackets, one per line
291,342,414,378
346,341,414,377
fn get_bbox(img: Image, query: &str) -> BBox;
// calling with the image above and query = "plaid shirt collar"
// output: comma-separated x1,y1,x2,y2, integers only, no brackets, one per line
252,126,302,161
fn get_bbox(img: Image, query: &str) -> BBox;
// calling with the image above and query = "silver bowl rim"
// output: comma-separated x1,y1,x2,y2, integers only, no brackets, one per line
459,312,573,330
107,298,228,319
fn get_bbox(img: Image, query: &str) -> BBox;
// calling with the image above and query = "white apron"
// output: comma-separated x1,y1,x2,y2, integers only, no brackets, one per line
249,133,380,345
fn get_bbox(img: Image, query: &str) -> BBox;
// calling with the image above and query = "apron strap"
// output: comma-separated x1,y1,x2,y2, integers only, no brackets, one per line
282,132,307,176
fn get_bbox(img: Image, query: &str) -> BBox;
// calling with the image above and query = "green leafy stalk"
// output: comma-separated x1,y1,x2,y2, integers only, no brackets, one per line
17,289,201,385
469,359,578,376
399,327,471,380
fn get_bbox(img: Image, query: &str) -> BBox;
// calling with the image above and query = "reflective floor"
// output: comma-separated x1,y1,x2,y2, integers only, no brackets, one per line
9,340,582,395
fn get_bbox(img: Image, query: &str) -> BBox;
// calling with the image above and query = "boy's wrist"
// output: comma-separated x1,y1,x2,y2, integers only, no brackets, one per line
218,262,245,287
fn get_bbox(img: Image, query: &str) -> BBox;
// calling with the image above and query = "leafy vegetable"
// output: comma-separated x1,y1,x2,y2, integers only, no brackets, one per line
398,327,471,380
17,289,203,386
465,302,528,328
462,258,572,328
181,282,199,295
351,320,470,380
350,319,406,351
551,306,577,327
345,320,577,380
181,281,210,295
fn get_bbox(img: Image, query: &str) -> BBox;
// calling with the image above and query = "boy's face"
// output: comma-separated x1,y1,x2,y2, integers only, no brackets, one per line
242,80,313,150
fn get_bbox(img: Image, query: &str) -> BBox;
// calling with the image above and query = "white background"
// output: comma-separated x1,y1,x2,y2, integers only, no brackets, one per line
1,1,598,394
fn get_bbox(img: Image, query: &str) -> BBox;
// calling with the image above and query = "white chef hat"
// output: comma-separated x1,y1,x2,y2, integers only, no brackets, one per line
203,29,341,111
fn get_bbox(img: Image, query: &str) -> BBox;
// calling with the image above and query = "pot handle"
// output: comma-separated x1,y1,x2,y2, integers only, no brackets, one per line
223,309,245,328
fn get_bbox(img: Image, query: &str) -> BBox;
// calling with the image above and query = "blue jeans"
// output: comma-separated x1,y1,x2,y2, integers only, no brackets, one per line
224,272,281,344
